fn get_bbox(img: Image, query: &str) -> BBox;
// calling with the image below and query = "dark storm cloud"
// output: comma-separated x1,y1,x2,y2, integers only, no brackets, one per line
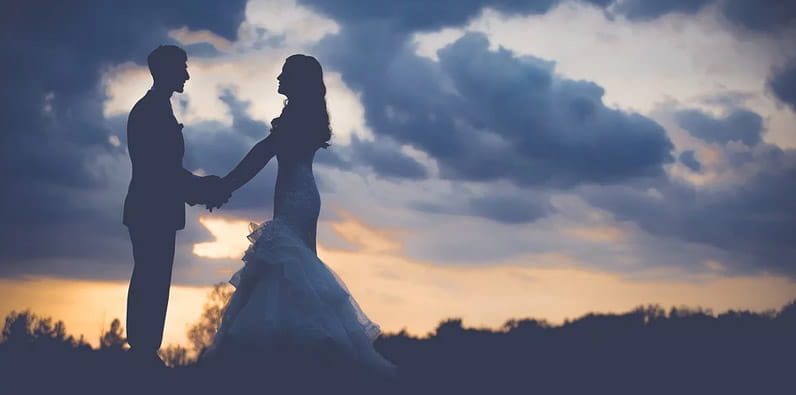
298,1,795,277
769,59,796,112
218,91,272,140
678,150,702,172
675,108,763,147
347,135,428,180
440,34,673,185
301,0,795,35
0,0,247,278
298,0,559,32
411,193,553,224
468,195,553,224
300,1,674,248
582,104,794,276
0,0,246,205
314,146,354,172
585,143,796,276
721,0,796,32
307,134,429,181
3,0,793,283
314,29,673,188
604,0,795,33
608,0,712,21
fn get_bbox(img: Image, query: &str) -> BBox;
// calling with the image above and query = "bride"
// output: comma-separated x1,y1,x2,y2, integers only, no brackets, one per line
201,55,396,381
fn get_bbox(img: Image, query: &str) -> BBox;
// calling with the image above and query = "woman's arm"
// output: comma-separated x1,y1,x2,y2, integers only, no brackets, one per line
221,133,281,193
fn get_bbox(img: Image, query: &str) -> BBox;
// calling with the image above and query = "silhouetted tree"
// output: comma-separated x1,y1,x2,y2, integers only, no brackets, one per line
99,318,126,351
158,344,192,367
1,310,85,350
1,300,794,395
187,282,233,356
435,318,464,337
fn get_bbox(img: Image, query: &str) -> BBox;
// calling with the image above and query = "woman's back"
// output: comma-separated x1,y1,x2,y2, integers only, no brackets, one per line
272,150,320,250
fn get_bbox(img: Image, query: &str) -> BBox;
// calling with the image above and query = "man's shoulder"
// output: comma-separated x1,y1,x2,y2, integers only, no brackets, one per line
129,92,169,122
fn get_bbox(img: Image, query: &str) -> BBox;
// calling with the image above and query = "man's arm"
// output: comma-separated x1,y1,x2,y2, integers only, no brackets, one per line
168,122,227,206
129,103,221,205
181,170,204,206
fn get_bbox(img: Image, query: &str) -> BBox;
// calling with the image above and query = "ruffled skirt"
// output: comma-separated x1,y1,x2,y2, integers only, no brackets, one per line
206,220,395,375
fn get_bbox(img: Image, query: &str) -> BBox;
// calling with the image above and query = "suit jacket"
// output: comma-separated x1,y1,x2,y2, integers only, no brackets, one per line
123,89,201,230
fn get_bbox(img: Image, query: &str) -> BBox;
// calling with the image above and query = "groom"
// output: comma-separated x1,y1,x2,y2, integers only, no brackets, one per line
123,45,229,367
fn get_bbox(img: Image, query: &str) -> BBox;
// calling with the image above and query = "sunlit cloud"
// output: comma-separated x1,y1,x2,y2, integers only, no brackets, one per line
3,208,794,349
102,63,151,119
702,259,727,273
329,211,403,253
169,27,234,51
101,52,373,146
192,216,253,259
10,0,795,352
243,0,339,47
563,226,627,243
187,210,796,338
412,2,796,149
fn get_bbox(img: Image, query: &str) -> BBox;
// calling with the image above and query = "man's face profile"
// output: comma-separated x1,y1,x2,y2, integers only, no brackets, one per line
148,45,189,93
169,61,189,93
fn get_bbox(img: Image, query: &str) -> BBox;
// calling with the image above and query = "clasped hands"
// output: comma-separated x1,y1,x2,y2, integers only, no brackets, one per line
196,175,232,212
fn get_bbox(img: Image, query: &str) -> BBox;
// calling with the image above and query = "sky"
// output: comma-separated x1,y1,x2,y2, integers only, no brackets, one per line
1,0,795,348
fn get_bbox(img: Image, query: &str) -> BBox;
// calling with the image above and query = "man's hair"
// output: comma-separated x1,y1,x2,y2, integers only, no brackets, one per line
147,45,187,78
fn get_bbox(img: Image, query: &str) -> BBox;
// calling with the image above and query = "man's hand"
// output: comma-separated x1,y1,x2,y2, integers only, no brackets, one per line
202,176,231,212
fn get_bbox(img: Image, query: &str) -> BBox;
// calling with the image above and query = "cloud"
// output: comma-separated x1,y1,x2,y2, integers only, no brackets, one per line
192,216,254,259
721,0,796,32
286,2,796,276
347,135,429,180
679,150,702,172
157,210,794,339
467,195,553,224
218,90,272,140
299,0,796,38
298,0,560,32
607,0,712,21
0,0,247,276
584,143,796,276
412,193,554,224
603,0,796,34
245,0,340,46
314,29,673,188
3,0,794,286
169,27,234,51
769,59,796,112
675,108,763,147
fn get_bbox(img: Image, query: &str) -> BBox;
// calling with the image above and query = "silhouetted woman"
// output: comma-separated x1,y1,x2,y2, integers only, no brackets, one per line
203,55,396,383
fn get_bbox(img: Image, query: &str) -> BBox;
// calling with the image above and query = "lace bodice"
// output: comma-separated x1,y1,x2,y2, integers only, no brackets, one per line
272,151,320,250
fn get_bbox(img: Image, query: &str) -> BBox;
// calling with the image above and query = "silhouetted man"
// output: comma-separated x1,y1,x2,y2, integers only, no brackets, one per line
123,45,228,367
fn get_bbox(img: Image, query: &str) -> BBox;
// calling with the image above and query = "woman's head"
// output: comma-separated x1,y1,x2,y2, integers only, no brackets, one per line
277,54,325,100
273,54,331,150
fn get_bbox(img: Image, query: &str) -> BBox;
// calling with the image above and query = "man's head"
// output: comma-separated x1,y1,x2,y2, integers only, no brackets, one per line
147,45,189,93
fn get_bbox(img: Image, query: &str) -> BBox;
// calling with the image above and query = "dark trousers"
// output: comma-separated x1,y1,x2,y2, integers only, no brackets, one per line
126,226,176,353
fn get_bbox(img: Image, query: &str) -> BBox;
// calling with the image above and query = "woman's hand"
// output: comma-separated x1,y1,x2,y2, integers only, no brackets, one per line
205,177,232,212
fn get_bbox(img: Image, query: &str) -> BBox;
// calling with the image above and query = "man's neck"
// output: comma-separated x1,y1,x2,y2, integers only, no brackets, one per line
150,85,174,99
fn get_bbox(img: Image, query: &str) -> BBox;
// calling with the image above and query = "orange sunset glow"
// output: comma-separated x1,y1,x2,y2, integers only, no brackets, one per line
4,211,794,349
3,1,796,392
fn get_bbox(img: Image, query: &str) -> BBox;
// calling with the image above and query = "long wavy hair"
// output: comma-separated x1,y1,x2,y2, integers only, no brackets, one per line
270,54,332,151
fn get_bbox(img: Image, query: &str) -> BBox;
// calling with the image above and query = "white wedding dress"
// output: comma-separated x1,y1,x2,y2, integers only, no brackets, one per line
206,148,396,376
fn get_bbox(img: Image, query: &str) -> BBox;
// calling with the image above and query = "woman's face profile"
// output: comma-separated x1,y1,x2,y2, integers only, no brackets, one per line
277,62,296,97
